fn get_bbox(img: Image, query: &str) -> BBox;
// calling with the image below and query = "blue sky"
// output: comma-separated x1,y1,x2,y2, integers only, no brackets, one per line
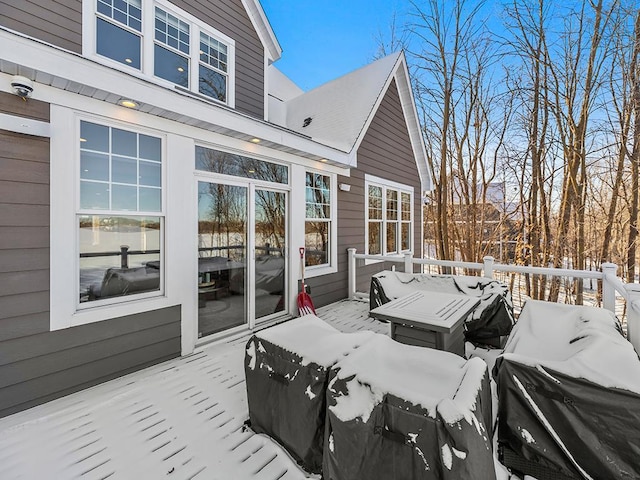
260,0,408,91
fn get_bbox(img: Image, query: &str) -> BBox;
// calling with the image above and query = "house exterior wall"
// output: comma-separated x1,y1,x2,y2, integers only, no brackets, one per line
306,79,424,306
0,0,265,118
0,92,181,419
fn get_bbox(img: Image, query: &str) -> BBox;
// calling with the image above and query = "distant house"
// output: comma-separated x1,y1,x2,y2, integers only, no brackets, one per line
424,181,521,262
0,0,430,417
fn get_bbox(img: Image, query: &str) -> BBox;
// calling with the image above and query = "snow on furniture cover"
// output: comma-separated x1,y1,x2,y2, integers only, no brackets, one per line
244,315,375,474
370,270,514,347
323,334,495,480
495,300,640,480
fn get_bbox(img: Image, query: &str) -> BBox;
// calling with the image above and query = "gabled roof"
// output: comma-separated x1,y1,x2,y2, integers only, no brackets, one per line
242,0,282,62
280,52,431,191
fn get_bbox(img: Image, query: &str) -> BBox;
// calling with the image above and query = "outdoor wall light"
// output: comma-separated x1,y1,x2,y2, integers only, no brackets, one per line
339,183,351,192
118,99,139,108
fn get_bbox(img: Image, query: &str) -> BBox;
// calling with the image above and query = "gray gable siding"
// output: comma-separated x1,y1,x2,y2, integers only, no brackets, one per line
0,92,181,419
0,0,264,118
0,0,82,53
305,79,423,307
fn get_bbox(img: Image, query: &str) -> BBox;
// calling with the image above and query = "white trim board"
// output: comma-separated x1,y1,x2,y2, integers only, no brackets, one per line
0,112,50,137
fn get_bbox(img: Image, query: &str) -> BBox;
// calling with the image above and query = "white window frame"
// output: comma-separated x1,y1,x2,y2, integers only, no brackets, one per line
365,174,414,257
303,169,337,278
50,108,174,331
82,0,236,107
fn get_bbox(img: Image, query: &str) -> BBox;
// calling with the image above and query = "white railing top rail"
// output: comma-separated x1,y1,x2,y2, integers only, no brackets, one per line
346,248,639,351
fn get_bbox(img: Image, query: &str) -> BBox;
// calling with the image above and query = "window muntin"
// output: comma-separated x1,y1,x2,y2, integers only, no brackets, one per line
97,0,142,30
195,146,288,184
78,121,164,306
366,180,413,255
305,172,331,267
80,121,162,213
92,0,233,104
96,0,142,68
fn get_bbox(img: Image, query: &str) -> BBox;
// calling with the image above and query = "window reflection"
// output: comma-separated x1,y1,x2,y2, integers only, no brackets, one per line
195,146,288,184
79,215,161,303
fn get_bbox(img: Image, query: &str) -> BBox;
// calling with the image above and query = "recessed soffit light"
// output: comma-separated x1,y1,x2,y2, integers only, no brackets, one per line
119,99,139,108
250,138,261,144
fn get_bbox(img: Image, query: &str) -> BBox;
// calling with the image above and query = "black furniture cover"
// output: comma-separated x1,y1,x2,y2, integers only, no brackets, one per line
370,270,514,347
244,315,374,474
495,300,640,479
323,334,496,480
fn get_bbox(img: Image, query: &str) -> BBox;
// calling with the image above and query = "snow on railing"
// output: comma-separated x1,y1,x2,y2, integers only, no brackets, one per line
346,248,639,352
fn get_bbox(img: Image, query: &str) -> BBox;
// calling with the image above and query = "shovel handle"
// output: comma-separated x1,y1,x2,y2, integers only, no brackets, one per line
299,247,305,258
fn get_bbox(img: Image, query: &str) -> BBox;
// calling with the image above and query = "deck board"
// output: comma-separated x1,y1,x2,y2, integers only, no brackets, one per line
1,299,510,479
0,300,386,480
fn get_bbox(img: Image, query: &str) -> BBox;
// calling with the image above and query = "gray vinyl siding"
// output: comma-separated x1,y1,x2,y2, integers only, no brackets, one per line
0,92,181,419
0,0,82,53
0,0,265,118
306,79,423,307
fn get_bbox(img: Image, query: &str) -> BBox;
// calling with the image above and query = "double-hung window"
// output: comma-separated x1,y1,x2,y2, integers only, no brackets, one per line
366,176,413,255
78,120,164,305
96,0,142,68
90,0,234,105
153,8,190,87
305,172,332,267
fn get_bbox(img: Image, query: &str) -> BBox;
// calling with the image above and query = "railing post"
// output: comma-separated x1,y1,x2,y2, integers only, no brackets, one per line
120,245,129,269
347,248,357,300
404,252,413,273
626,285,640,352
483,256,494,279
601,262,618,312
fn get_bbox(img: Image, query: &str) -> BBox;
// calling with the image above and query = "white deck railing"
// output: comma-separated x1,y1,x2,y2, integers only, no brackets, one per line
346,248,640,352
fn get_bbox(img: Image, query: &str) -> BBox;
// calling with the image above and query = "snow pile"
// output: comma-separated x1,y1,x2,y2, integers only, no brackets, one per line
501,300,640,393
255,314,376,368
328,334,488,423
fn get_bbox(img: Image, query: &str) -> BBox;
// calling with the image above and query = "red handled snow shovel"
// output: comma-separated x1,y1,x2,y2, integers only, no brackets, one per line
297,247,316,316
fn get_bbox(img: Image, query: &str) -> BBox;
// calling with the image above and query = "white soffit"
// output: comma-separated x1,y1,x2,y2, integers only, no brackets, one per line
0,28,351,166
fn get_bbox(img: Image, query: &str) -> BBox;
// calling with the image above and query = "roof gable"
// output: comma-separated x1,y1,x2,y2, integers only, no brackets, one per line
280,52,431,191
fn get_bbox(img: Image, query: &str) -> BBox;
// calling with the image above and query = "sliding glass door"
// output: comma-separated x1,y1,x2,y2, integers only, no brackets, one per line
197,181,287,339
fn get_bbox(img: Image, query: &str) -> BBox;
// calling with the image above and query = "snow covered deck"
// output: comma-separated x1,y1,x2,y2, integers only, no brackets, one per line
0,300,388,480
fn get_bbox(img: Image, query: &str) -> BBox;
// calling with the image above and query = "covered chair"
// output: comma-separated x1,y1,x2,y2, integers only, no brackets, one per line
495,300,640,479
323,334,495,480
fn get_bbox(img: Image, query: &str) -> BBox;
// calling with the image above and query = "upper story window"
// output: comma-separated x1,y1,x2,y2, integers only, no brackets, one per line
88,0,235,105
96,0,142,68
154,8,190,87
365,175,413,256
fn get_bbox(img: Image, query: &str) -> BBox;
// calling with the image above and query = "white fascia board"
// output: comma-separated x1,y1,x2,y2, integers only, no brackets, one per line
350,53,432,193
241,0,282,62
0,30,349,165
395,54,433,193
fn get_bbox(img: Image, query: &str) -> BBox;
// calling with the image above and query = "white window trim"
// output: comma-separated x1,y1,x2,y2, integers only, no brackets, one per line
302,170,338,278
364,174,414,259
82,0,236,108
50,107,174,330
